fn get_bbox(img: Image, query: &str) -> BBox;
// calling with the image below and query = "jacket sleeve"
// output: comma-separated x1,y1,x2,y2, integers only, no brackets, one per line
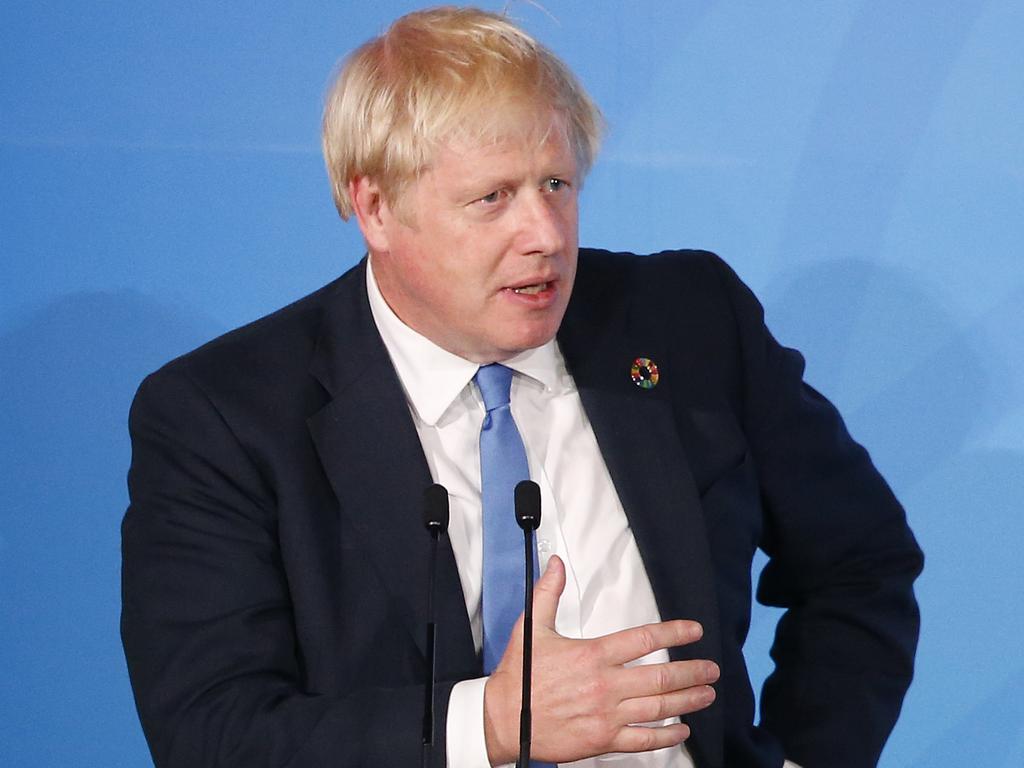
711,255,924,768
121,367,450,768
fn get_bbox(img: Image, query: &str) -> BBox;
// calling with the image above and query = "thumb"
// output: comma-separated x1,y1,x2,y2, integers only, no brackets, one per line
533,554,566,630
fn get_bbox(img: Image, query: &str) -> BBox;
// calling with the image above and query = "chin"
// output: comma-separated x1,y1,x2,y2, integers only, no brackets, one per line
502,326,559,356
475,312,564,361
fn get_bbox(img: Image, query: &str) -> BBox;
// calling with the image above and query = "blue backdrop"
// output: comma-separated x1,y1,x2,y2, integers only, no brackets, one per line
2,1,1021,765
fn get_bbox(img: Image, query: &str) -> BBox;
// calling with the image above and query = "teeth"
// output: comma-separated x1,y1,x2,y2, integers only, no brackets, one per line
513,282,548,295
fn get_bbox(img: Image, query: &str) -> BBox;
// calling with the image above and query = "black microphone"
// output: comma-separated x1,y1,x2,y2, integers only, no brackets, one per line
422,483,450,766
514,480,542,768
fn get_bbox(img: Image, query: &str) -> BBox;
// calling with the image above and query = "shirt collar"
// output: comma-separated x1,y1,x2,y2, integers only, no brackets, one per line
365,256,566,425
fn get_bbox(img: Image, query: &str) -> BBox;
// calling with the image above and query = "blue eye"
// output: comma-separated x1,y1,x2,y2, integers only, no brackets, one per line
545,178,566,192
480,191,501,204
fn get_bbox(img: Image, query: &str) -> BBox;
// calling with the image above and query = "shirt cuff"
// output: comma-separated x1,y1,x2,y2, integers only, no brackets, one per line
783,762,803,768
447,677,514,768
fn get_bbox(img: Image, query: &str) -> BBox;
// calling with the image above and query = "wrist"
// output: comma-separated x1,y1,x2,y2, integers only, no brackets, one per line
483,671,519,765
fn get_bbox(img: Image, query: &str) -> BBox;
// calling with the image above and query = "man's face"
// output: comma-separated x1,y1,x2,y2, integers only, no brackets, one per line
360,117,579,363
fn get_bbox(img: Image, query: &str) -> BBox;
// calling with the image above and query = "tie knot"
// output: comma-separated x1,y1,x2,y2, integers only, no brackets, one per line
475,364,514,411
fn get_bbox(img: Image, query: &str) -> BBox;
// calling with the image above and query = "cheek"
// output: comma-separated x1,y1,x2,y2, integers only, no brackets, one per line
414,254,482,316
563,207,580,241
398,235,458,296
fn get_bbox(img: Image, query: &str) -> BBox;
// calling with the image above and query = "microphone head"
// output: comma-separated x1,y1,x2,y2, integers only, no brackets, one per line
423,483,450,536
514,480,541,531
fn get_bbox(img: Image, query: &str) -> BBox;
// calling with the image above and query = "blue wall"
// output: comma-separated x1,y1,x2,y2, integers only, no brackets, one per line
2,1,1021,765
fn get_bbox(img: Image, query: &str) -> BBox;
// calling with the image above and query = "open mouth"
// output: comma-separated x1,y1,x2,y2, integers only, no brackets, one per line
512,282,550,295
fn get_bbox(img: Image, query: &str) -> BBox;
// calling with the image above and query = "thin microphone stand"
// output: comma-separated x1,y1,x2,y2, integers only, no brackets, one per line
514,480,542,768
422,484,449,768
518,518,535,768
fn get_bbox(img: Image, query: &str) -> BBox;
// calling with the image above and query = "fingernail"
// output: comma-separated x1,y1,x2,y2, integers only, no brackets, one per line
706,662,720,682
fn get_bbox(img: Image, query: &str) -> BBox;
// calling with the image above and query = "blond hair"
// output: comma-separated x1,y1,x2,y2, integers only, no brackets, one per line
322,6,604,220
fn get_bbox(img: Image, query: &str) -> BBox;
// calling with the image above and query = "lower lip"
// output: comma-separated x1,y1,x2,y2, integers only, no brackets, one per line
503,281,559,307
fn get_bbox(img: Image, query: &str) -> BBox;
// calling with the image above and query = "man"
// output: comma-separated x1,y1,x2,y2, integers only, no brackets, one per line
121,7,922,768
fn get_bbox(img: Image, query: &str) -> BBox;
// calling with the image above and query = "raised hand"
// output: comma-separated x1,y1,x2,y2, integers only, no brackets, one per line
483,555,719,765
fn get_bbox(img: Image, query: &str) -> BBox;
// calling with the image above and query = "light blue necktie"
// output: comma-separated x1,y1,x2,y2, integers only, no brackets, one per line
477,363,534,673
476,364,552,767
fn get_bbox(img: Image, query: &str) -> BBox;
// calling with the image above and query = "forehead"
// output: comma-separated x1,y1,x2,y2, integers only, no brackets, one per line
429,110,575,175
440,105,571,159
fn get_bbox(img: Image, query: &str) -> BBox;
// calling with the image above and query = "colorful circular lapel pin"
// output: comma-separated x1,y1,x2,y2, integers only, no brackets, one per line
630,357,660,389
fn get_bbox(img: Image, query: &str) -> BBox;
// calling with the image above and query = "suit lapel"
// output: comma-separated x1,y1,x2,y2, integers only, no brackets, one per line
306,261,477,680
558,258,725,766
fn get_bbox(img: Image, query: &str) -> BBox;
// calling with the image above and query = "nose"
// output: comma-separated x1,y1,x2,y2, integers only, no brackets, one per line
516,191,567,256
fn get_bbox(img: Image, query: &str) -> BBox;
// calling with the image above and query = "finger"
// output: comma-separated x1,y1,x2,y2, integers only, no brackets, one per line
533,554,566,630
617,684,717,726
613,659,720,700
597,620,703,666
609,722,691,754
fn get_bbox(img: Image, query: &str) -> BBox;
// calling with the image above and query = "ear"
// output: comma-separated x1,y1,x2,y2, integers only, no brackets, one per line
349,176,392,253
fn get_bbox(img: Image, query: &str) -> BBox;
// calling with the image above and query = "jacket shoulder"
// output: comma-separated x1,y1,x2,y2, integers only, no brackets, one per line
577,246,724,280
131,262,367,441
574,247,752,327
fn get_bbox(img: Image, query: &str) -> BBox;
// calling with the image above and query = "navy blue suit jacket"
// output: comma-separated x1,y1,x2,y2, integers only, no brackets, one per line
122,249,922,767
